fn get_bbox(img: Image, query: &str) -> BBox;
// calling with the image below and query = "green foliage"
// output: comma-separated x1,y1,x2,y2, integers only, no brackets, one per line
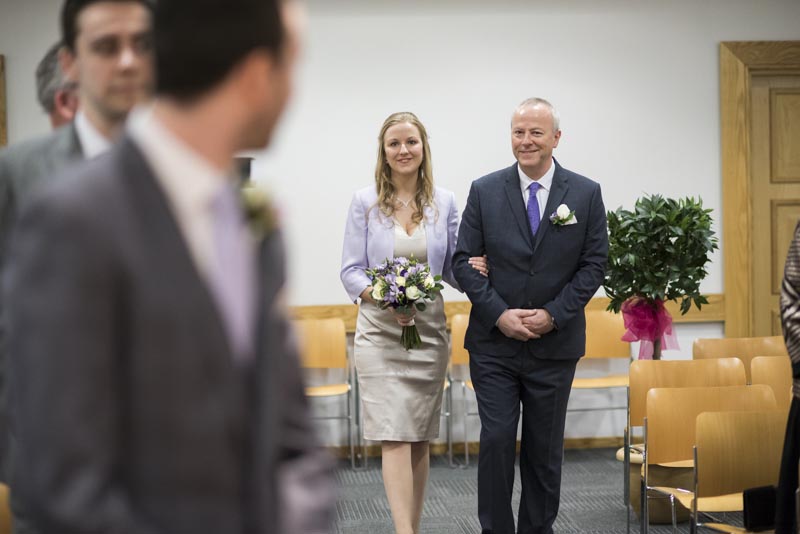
604,194,718,315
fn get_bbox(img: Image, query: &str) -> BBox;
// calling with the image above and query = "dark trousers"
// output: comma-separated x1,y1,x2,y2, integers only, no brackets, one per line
776,396,800,534
470,350,578,534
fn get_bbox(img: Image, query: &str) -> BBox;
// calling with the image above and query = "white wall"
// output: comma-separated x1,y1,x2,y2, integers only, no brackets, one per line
1,0,797,441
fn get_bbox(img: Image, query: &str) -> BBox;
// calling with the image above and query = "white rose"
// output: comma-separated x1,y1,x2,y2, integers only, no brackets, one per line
396,276,406,287
371,280,385,300
556,204,571,219
406,286,422,301
424,275,435,289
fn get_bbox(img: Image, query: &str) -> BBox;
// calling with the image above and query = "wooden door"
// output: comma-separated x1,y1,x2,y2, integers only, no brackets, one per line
721,41,800,337
751,76,800,335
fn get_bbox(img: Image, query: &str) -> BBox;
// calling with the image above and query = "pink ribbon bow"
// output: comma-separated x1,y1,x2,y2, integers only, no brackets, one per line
620,298,680,359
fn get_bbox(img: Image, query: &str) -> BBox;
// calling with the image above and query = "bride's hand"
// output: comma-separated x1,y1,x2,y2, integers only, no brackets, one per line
468,255,489,277
392,307,416,327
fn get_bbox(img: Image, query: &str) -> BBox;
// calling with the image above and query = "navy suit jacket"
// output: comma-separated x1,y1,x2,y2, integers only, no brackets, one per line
452,160,608,359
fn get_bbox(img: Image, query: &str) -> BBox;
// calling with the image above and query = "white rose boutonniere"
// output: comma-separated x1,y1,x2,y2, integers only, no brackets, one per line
549,204,577,226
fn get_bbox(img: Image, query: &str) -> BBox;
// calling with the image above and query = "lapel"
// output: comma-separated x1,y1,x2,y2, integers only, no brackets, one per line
503,164,534,249
533,160,569,252
422,202,438,262
115,136,237,380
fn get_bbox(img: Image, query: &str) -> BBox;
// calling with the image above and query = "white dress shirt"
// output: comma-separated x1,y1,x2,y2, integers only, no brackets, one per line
518,158,556,221
127,106,231,280
74,110,113,159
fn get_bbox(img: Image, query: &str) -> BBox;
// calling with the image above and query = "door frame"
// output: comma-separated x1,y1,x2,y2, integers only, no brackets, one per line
721,41,800,337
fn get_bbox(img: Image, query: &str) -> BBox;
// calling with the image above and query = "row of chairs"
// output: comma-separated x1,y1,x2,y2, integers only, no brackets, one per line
624,351,791,533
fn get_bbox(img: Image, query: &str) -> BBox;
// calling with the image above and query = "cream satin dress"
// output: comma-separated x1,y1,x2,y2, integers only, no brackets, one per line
354,222,449,441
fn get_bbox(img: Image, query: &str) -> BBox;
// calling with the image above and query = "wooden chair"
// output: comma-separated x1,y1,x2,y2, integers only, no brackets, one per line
293,318,357,468
642,385,778,534
447,313,479,466
569,308,630,411
0,484,9,534
655,410,787,534
693,336,788,383
623,358,747,531
751,355,793,410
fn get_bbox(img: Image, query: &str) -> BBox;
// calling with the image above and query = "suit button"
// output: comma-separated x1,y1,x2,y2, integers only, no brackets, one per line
529,270,535,276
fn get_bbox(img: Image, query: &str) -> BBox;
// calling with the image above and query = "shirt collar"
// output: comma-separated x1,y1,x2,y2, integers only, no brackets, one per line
518,158,556,193
74,110,113,159
127,105,229,214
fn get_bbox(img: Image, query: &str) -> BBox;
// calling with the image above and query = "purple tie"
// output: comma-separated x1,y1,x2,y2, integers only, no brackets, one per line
209,183,257,363
527,182,541,236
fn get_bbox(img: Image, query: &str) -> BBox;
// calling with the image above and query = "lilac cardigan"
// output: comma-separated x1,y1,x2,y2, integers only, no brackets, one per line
340,185,461,303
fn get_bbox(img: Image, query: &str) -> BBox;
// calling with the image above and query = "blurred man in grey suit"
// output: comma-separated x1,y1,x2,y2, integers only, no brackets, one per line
0,2,153,532
0,0,153,238
4,0,334,532
35,43,79,130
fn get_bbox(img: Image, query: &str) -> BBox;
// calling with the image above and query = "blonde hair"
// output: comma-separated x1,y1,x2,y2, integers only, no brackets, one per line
373,111,434,225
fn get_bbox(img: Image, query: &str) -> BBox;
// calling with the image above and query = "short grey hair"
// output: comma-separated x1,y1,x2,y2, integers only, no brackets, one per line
513,97,561,132
36,43,74,114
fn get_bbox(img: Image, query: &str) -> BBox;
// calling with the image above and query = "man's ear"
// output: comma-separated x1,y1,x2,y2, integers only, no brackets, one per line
54,88,79,121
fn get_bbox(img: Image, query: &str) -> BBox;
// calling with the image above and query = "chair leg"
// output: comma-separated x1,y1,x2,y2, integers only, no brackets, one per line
641,481,647,534
347,389,355,470
623,426,630,507
462,382,469,466
447,382,454,468
354,376,368,470
669,494,676,534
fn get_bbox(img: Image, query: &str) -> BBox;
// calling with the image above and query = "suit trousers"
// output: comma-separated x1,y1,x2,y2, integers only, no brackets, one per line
469,350,578,534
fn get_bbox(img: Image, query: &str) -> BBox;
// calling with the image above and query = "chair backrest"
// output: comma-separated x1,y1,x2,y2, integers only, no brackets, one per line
695,410,787,498
692,336,788,383
450,313,470,366
584,308,630,359
751,355,793,410
293,318,347,369
629,358,747,427
645,384,778,465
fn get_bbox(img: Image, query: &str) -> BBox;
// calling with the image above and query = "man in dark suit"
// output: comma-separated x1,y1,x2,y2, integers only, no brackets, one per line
453,97,608,534
4,0,334,532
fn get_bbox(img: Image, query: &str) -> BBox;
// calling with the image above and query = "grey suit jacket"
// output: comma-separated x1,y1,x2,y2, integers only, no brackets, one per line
0,124,83,256
0,124,83,486
452,160,608,359
4,136,334,534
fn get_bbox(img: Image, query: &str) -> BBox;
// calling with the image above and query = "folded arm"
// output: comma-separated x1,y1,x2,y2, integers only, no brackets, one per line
452,183,510,330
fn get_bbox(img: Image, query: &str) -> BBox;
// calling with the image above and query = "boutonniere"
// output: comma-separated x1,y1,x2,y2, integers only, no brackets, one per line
240,184,279,239
549,204,578,226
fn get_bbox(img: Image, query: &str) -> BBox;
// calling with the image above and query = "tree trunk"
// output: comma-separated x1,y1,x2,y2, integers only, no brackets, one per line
652,338,662,360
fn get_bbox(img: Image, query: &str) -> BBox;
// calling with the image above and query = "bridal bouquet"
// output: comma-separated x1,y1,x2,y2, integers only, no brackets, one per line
366,256,444,350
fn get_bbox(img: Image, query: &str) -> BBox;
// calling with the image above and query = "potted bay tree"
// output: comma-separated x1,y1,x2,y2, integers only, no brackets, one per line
603,194,718,359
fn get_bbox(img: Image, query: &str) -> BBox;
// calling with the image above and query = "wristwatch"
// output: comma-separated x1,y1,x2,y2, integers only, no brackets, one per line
550,314,558,331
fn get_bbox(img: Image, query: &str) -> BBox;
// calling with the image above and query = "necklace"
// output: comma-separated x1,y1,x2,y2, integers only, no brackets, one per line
394,196,414,209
